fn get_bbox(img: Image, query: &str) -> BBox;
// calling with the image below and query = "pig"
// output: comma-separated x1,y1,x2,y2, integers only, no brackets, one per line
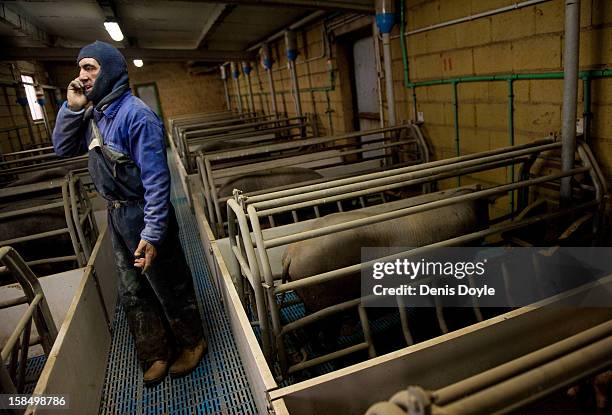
0,164,88,281
281,188,487,314
3,158,88,187
218,166,324,199
192,139,251,153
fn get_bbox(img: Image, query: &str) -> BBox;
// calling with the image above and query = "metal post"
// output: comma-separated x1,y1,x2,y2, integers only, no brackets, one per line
286,30,303,118
35,85,52,142
231,62,243,113
560,0,580,203
508,79,516,215
582,76,591,141
289,61,303,118
260,43,278,116
220,65,231,111
234,77,243,113
223,79,231,111
267,68,278,116
242,62,256,114
377,0,397,126
247,72,255,113
382,33,396,126
452,81,460,186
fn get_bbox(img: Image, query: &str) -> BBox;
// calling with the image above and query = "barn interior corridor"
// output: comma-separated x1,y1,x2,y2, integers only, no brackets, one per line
98,151,257,415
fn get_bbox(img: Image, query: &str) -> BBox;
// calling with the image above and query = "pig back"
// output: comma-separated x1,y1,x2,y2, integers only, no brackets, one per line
218,167,323,198
284,191,486,313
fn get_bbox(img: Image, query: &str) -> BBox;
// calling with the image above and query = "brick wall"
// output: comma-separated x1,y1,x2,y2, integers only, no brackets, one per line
47,61,226,125
1,60,225,156
226,19,357,135
225,0,611,218
128,62,225,122
400,0,611,187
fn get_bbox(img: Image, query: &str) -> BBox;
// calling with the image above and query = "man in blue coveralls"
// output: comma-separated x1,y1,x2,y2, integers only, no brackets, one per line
52,41,206,385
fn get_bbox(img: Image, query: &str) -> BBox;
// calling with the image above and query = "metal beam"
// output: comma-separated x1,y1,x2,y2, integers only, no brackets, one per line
0,47,255,62
246,10,326,51
184,0,374,13
0,3,53,46
195,4,230,49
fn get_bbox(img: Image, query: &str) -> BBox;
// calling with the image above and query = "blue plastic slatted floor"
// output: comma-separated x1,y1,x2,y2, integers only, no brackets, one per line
98,153,257,415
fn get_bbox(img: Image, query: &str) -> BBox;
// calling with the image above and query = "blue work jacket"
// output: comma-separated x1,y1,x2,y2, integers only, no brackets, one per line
52,90,170,246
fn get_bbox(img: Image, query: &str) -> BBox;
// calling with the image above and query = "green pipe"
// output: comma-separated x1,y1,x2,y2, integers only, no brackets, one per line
508,79,515,216
400,0,410,91
400,0,418,121
397,16,612,209
251,62,336,96
406,70,611,89
412,87,417,121
583,77,591,142
325,90,334,135
452,81,460,186
408,72,563,88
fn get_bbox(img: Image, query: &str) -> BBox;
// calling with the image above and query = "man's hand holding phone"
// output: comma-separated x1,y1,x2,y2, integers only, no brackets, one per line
67,78,88,111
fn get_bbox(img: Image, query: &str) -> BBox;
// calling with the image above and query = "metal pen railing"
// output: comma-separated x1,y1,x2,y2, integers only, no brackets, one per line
181,115,313,172
0,246,58,393
0,175,98,272
172,111,261,157
226,138,606,379
200,123,430,238
365,314,612,415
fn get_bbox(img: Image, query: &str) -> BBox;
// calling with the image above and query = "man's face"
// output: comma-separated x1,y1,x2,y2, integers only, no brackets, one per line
77,57,100,95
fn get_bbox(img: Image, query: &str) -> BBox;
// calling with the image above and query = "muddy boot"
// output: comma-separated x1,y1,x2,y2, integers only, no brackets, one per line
143,360,168,386
169,340,207,378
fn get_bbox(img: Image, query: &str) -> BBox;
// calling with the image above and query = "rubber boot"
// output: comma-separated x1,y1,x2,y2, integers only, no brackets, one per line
143,360,168,386
169,340,207,378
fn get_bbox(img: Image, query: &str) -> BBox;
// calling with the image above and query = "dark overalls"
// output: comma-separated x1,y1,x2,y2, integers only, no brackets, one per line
88,113,204,364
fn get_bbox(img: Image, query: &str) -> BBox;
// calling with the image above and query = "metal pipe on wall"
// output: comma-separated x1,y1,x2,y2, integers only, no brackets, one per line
560,0,580,203
285,30,303,118
242,61,256,113
260,43,278,116
230,62,244,113
35,85,52,140
253,64,268,113
381,34,396,126
372,22,385,129
392,0,553,40
376,0,397,126
220,65,231,111
267,69,278,115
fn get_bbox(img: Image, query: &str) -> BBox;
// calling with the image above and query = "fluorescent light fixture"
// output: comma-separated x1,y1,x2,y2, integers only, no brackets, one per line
104,21,124,42
133,59,143,68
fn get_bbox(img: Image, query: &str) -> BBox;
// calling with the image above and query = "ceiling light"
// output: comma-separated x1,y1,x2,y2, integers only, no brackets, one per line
133,59,143,68
104,21,124,42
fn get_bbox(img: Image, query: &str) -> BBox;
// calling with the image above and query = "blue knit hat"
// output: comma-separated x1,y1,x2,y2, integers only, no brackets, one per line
77,41,129,105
